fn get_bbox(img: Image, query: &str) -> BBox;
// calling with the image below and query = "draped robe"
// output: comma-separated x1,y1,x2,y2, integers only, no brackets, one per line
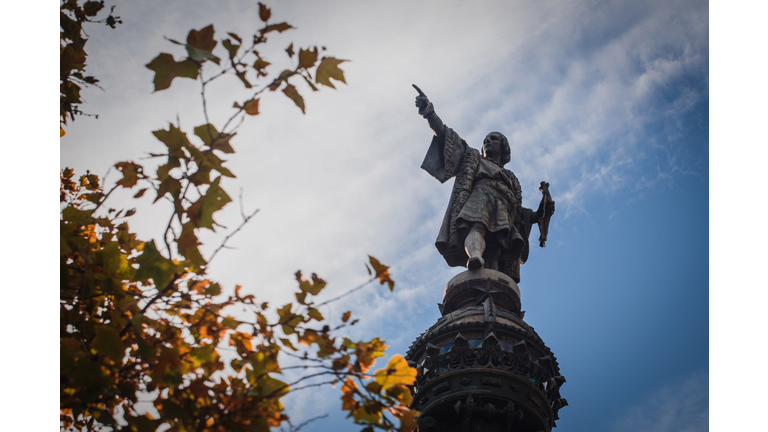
421,127,550,282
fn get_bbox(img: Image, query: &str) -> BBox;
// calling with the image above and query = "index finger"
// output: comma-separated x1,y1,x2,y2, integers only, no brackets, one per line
412,84,426,97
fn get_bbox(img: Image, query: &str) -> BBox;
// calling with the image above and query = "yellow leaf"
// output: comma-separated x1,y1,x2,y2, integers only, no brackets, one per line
373,355,417,391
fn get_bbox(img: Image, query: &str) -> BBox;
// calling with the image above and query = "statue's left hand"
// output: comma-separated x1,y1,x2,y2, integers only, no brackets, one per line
539,181,550,196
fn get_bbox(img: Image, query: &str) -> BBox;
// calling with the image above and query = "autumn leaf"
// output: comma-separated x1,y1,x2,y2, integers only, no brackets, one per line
222,38,240,61
187,25,216,51
243,98,260,116
145,53,199,92
373,355,417,391
263,22,293,35
236,70,252,88
227,32,242,43
258,2,271,22
295,271,327,296
341,311,352,323
282,84,305,113
253,58,271,73
186,176,232,230
114,161,143,188
368,256,395,291
298,47,318,69
391,406,420,432
315,57,347,89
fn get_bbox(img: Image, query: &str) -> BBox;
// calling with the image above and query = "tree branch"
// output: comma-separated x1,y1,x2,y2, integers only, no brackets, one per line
207,208,260,264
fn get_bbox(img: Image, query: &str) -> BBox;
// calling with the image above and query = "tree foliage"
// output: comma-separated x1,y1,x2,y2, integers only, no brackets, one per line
60,0,122,136
60,2,417,431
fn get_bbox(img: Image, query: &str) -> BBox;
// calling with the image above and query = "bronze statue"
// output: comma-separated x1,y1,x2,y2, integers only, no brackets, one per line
414,84,554,283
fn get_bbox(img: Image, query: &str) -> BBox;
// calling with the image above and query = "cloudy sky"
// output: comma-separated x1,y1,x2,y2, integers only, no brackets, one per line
43,0,757,430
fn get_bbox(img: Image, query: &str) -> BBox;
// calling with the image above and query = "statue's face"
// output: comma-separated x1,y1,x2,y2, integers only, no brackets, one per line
482,133,503,160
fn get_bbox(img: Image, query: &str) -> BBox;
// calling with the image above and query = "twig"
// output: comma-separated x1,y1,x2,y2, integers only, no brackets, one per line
207,208,260,264
239,188,245,219
289,414,328,432
312,276,376,310
220,70,298,133
93,183,119,214
119,273,183,337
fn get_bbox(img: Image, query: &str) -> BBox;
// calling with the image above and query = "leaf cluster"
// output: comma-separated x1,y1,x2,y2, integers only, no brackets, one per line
61,3,417,431
60,0,122,135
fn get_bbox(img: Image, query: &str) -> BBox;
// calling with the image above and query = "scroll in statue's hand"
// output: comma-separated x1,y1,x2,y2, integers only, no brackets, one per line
413,84,431,116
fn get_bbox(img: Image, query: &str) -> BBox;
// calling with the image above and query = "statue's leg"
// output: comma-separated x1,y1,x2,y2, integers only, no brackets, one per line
465,222,487,270
484,246,501,271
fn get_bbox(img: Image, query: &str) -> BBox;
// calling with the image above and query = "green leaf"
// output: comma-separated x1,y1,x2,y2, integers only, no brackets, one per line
92,325,124,364
307,308,323,321
62,206,93,225
315,57,347,89
193,123,219,146
152,124,191,159
194,124,236,154
187,177,232,230
282,84,305,114
154,176,181,203
125,414,159,432
204,282,222,296
243,98,260,116
145,53,199,92
178,222,205,268
133,240,176,289
186,44,221,65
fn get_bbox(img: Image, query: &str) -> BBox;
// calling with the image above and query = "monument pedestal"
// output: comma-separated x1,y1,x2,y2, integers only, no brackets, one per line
405,269,567,432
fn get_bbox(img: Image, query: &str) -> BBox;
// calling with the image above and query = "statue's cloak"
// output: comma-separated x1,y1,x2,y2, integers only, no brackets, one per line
421,127,538,281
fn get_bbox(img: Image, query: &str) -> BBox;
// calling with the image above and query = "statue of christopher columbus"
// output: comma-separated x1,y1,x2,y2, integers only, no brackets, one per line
414,84,555,283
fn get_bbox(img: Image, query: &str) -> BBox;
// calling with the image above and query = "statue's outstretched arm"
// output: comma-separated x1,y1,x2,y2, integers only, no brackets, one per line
413,84,445,136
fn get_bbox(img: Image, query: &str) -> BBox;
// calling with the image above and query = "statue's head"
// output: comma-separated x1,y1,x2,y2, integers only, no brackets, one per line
482,132,510,166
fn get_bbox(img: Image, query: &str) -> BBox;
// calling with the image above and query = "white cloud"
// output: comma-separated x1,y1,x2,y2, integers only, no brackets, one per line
59,0,708,428
611,368,708,432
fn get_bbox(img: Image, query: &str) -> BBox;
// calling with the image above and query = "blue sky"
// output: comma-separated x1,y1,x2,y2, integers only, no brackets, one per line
34,0,764,430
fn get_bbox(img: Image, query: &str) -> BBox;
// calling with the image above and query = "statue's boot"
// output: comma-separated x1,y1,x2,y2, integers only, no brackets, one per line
467,256,485,270
465,222,487,270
